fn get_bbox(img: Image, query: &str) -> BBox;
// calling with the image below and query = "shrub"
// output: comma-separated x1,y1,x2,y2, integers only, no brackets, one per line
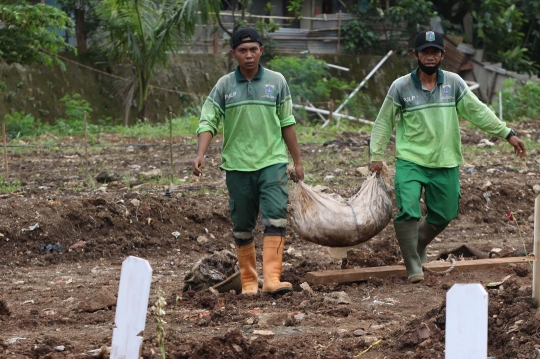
3,111,39,139
493,78,540,121
267,55,354,105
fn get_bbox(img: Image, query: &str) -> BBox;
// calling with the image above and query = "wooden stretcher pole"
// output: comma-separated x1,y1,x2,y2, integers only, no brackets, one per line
532,195,540,304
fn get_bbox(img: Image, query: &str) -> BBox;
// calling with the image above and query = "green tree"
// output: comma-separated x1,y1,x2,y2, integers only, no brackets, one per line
96,0,221,121
267,55,353,107
0,3,75,69
342,0,435,55
56,0,101,54
431,0,540,75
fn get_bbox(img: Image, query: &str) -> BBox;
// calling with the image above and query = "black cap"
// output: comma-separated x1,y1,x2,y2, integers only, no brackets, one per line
414,31,444,52
230,28,263,49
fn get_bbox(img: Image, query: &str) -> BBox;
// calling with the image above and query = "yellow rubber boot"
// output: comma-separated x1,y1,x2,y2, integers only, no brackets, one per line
262,236,293,295
236,242,259,295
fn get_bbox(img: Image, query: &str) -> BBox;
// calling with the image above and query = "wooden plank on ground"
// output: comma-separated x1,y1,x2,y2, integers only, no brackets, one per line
305,256,535,284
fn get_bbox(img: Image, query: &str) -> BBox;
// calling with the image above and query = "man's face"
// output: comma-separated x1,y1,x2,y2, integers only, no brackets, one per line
231,40,264,72
414,47,445,66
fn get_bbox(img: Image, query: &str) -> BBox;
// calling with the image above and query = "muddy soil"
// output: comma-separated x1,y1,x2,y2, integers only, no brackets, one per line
1,120,540,358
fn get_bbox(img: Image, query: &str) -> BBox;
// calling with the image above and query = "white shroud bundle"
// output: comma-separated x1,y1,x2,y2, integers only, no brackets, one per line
289,173,393,247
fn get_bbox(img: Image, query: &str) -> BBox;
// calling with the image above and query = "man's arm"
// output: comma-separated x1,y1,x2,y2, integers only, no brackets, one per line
456,90,526,157
370,91,400,174
282,125,304,182
192,132,213,176
192,85,224,176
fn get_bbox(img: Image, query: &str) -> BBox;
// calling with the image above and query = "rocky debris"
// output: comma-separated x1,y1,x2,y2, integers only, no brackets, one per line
197,235,209,244
32,344,52,358
353,329,366,337
95,172,117,184
477,138,495,147
183,250,238,292
69,240,86,250
299,282,313,296
323,291,351,305
0,300,11,316
39,243,63,253
252,330,274,337
139,168,162,180
78,288,117,313
257,312,297,328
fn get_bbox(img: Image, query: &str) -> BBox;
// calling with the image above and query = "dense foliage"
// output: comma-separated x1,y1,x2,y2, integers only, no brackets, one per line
0,3,75,69
494,78,540,121
267,56,353,105
342,0,436,54
343,0,540,74
96,0,221,120
56,0,101,54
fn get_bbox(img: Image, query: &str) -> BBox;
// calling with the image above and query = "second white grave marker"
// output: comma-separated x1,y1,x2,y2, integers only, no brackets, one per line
445,283,488,359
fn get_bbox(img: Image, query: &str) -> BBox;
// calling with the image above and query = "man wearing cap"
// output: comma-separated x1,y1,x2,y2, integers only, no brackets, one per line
369,31,526,283
192,28,304,295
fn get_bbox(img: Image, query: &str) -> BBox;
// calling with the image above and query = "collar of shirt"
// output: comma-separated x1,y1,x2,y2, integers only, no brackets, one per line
234,64,265,82
411,67,444,90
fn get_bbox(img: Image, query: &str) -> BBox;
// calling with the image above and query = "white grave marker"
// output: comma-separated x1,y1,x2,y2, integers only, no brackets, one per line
445,283,488,359
111,256,153,359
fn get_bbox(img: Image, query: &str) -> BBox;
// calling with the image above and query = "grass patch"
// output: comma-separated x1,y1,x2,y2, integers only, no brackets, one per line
0,176,21,194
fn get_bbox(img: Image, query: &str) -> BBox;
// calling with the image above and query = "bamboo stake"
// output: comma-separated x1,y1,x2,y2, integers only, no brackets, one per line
2,124,7,180
84,111,88,173
532,195,540,304
169,112,175,183
337,10,342,53
213,28,218,54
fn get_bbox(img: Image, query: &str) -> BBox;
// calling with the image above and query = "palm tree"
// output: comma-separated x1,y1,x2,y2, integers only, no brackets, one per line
97,0,221,122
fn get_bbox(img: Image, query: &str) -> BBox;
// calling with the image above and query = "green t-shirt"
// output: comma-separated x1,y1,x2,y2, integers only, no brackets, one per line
196,65,296,171
370,68,511,168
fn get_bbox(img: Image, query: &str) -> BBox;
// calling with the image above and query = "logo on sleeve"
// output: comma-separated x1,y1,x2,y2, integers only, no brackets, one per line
265,84,274,95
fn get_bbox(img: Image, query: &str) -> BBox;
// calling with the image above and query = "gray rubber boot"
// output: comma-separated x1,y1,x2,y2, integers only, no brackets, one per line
394,220,424,283
417,218,446,264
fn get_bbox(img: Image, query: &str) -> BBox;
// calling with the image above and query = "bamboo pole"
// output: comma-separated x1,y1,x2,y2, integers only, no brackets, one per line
337,10,342,53
213,29,218,54
293,104,374,126
2,124,7,180
532,195,540,304
169,112,175,183
84,111,88,173
334,50,394,115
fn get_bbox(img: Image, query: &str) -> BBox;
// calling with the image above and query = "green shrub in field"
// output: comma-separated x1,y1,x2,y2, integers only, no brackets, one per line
0,176,21,194
494,78,540,121
3,111,40,139
55,93,94,135
266,55,354,105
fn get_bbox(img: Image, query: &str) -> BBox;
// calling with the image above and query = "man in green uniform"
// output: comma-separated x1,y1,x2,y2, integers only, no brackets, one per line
370,31,526,283
192,28,304,295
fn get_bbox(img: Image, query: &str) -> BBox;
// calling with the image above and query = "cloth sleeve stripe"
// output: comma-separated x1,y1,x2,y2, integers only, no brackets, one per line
403,103,456,113
456,87,469,103
208,97,225,115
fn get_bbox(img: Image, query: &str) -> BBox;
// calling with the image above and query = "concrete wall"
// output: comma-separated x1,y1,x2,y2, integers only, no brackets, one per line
0,53,416,125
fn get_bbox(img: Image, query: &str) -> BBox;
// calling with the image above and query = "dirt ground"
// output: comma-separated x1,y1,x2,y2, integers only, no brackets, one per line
1,120,540,358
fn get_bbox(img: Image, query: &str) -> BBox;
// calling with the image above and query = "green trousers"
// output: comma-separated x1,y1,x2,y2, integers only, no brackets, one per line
394,158,460,227
225,163,288,245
